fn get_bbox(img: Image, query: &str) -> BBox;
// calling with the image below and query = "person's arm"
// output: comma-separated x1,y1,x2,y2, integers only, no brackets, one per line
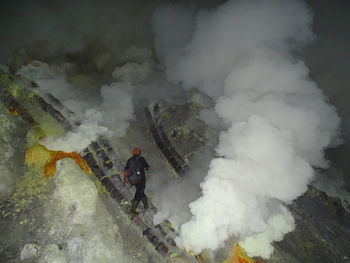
123,169,129,185
142,157,150,171
124,159,130,185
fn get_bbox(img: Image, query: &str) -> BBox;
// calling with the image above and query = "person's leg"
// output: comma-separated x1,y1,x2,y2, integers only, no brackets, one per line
139,179,148,210
141,195,148,210
134,180,145,201
129,199,140,215
129,180,145,215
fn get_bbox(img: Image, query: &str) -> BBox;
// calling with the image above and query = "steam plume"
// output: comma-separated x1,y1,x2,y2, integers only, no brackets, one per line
153,0,340,258
18,62,134,152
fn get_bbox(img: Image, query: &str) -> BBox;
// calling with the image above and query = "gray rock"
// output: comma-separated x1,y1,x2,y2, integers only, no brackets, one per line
20,244,39,260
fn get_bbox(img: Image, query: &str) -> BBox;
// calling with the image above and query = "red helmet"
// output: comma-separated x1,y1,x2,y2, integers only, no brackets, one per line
132,147,141,156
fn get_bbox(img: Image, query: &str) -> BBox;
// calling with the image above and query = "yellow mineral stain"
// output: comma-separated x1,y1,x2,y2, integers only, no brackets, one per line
224,244,262,263
25,143,91,178
9,107,18,116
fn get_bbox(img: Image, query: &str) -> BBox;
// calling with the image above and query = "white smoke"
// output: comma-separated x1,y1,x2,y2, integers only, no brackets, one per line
18,61,135,152
153,0,341,258
17,61,87,112
112,45,154,83
112,62,152,83
239,205,295,259
100,82,134,137
41,109,111,152
0,0,158,64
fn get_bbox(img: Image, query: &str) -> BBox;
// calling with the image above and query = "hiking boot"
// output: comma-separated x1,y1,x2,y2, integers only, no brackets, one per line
129,199,140,218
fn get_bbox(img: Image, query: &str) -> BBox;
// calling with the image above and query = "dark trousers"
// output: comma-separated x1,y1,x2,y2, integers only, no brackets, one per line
133,178,146,201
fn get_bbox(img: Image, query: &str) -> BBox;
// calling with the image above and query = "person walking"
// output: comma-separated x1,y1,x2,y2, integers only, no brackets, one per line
124,147,150,217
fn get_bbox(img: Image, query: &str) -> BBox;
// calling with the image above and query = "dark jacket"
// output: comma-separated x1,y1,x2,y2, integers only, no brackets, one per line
125,155,150,180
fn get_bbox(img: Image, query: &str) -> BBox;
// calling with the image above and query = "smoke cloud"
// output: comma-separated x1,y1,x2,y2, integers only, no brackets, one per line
153,0,341,258
41,109,111,152
0,0,157,66
100,82,134,137
18,61,135,152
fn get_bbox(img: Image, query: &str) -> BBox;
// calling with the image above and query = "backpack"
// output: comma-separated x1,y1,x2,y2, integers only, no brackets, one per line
127,157,143,184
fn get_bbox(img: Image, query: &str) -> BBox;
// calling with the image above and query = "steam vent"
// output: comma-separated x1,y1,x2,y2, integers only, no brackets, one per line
0,0,349,262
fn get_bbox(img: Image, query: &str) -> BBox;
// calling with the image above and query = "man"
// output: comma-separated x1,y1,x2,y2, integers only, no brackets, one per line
124,147,150,216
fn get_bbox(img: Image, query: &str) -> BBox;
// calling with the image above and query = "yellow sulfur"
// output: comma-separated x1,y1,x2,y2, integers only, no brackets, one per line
224,244,261,263
25,143,91,178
